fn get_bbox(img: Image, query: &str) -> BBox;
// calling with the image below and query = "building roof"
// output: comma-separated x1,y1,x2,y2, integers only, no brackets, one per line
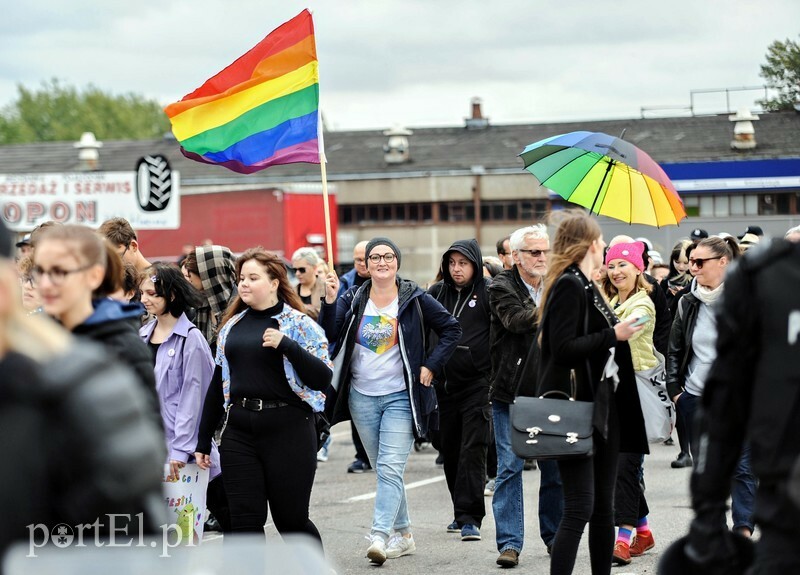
1,111,799,184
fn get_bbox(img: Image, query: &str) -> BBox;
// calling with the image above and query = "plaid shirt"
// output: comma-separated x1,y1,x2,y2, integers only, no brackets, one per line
195,245,237,345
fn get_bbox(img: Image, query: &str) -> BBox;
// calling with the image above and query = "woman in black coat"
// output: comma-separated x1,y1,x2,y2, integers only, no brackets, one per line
537,211,648,575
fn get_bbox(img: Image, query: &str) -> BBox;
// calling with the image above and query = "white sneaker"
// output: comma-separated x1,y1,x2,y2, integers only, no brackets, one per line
365,534,387,565
317,446,329,462
386,533,416,559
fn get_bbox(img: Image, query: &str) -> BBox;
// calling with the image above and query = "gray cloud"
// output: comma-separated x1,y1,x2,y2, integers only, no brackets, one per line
1,0,798,130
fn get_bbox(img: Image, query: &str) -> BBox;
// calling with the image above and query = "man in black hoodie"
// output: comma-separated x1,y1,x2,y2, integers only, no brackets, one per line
428,239,492,542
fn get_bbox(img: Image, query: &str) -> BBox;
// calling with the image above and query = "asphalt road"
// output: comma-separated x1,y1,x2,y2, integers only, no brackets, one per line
205,421,699,575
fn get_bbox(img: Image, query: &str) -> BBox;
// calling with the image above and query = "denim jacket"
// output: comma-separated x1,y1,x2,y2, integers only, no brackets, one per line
216,303,331,413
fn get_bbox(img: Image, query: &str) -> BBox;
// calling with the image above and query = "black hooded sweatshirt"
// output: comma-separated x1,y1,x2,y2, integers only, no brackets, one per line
428,239,492,394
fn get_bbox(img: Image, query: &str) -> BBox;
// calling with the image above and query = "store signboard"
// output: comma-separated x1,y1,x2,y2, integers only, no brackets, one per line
0,156,180,231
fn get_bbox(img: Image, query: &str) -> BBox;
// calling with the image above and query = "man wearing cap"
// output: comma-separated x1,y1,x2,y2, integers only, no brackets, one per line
428,239,492,543
15,234,32,259
661,237,800,574
690,229,709,244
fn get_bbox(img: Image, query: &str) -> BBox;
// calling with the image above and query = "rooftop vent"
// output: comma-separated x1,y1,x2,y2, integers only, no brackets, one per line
74,132,103,170
465,97,489,130
383,125,413,164
729,108,759,150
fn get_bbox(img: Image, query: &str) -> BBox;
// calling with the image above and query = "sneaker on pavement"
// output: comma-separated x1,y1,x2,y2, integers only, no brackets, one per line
347,459,372,473
496,548,519,567
629,531,655,556
365,534,387,565
446,520,460,533
317,446,329,463
461,524,481,541
484,478,496,496
612,541,631,565
385,533,416,558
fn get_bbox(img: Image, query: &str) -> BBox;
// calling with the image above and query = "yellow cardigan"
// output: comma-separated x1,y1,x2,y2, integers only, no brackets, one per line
609,288,659,372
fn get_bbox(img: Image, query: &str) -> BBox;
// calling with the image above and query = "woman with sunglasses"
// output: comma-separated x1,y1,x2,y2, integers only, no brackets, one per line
320,237,461,565
666,236,755,537
292,247,325,321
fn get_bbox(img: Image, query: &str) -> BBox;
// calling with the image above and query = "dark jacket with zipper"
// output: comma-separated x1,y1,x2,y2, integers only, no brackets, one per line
319,278,461,439
428,239,492,396
538,265,648,455
692,239,800,502
488,266,540,404
72,298,161,423
665,288,701,399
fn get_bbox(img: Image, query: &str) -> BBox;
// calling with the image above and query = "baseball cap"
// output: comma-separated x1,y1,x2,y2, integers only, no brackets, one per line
741,225,764,238
15,233,32,248
690,228,709,241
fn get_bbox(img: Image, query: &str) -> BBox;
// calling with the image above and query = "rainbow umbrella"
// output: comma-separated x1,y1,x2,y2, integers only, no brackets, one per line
520,131,686,227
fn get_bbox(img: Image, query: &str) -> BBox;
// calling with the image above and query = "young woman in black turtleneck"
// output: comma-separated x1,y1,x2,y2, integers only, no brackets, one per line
195,248,332,543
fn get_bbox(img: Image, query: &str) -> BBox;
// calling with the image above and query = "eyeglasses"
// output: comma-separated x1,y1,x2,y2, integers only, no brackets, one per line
353,257,366,264
688,256,723,269
294,267,308,274
117,244,130,259
19,275,34,288
518,249,550,258
368,253,396,264
31,264,93,285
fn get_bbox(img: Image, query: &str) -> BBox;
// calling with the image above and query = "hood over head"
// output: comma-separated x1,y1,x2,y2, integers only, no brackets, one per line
441,239,483,287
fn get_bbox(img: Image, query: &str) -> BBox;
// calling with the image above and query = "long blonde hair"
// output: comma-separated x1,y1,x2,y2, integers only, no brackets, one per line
0,260,70,362
537,210,602,323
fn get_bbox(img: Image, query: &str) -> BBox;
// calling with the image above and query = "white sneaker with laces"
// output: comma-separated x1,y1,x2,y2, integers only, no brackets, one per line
365,534,387,565
386,533,416,559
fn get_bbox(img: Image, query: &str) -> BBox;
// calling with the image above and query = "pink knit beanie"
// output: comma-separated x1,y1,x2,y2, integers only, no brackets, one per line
604,242,645,272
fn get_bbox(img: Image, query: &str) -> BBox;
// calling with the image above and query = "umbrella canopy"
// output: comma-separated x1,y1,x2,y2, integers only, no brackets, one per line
520,131,686,227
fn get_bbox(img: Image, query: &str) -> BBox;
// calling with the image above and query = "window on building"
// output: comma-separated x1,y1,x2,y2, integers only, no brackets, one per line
699,196,714,217
729,195,745,216
745,195,759,215
714,195,729,217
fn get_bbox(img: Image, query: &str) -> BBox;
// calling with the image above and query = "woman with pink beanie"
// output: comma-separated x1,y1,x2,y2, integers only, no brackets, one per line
601,241,658,566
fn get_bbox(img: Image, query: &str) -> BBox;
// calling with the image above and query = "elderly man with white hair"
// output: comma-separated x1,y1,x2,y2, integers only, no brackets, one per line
487,224,563,567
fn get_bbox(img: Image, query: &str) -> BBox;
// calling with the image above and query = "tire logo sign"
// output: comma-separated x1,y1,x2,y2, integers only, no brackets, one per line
136,155,172,212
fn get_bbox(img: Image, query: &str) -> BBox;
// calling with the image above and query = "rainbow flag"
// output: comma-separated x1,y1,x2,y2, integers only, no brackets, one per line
165,10,321,174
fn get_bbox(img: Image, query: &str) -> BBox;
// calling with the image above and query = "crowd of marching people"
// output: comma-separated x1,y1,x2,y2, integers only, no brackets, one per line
2,213,800,574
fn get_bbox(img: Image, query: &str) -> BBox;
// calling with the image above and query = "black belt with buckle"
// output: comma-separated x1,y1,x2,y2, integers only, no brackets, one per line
236,398,289,411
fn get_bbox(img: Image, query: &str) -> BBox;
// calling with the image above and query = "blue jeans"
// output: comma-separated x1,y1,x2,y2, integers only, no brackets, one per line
349,388,415,538
731,444,756,532
492,401,564,553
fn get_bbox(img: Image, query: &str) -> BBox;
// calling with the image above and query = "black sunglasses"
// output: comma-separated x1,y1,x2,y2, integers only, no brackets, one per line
688,256,723,269
294,267,308,274
518,248,550,258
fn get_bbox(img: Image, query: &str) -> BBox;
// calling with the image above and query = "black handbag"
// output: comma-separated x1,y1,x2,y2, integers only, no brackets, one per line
509,371,594,460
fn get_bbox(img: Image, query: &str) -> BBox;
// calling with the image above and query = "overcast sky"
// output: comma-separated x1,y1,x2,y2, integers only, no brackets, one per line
2,1,798,132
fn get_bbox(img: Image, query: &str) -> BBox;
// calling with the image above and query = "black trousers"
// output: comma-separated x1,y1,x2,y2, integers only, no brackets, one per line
206,475,231,532
438,383,491,527
614,453,649,526
552,404,620,575
220,403,321,544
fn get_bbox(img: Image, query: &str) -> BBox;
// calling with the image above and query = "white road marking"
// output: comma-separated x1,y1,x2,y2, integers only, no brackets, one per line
344,474,446,502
